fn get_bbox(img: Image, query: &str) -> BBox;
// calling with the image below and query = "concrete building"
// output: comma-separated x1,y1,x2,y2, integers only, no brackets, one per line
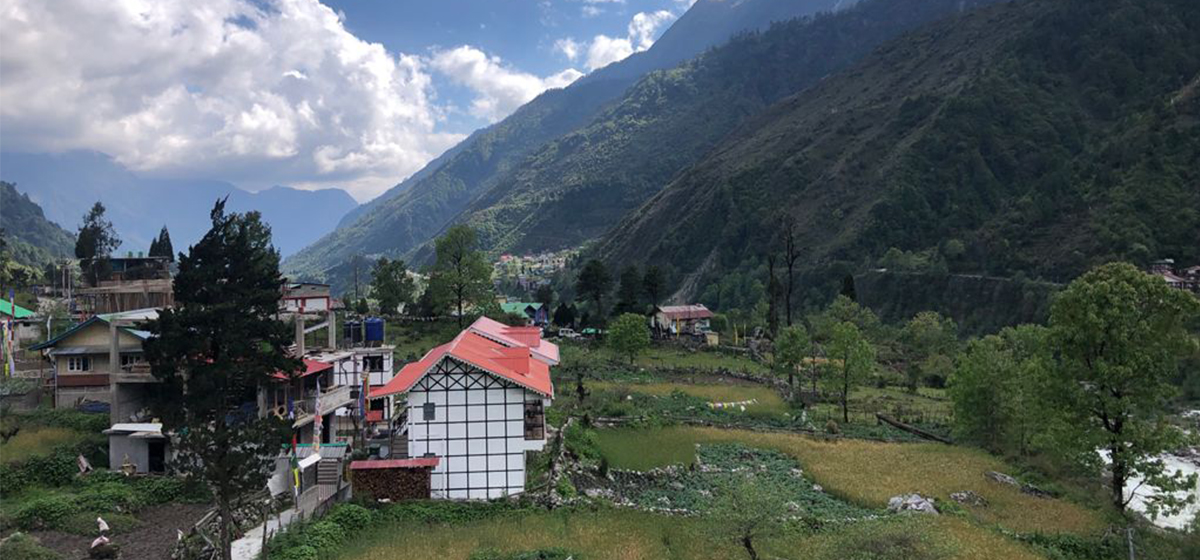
105,423,172,474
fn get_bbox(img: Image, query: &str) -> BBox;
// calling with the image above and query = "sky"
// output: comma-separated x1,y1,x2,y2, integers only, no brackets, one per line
0,0,695,202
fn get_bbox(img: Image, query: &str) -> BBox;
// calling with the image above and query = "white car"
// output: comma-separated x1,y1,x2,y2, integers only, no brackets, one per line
556,328,581,339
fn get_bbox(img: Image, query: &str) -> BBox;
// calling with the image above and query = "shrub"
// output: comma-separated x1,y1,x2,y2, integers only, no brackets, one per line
379,500,528,524
563,422,601,463
305,520,345,553
325,503,374,530
276,544,318,560
131,476,208,505
0,533,62,560
15,495,79,530
77,482,142,513
469,548,579,560
555,476,577,499
58,512,139,536
825,420,840,435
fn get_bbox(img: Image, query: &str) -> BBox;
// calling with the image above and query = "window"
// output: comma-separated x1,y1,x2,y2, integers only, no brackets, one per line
67,356,91,372
120,355,143,368
423,402,436,421
524,401,545,440
363,355,384,372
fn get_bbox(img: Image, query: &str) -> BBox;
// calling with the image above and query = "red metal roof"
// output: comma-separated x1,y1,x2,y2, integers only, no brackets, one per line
271,359,333,380
350,458,439,470
369,317,555,399
469,316,559,365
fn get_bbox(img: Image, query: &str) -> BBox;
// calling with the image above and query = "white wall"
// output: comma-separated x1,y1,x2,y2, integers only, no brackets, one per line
405,364,549,500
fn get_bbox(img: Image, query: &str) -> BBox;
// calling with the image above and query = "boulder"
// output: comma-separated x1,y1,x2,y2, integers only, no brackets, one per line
887,493,939,515
949,490,988,507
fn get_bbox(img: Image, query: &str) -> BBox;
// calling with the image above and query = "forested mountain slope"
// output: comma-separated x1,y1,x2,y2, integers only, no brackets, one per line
435,0,1002,259
594,0,1200,302
0,181,75,270
283,0,848,290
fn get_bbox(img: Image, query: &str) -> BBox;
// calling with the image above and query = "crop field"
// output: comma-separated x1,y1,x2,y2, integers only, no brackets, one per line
593,426,1104,535
561,343,770,375
590,381,788,414
334,507,1045,560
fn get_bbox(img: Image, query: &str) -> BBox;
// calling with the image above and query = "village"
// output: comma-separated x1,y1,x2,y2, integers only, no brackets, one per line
1,199,1199,560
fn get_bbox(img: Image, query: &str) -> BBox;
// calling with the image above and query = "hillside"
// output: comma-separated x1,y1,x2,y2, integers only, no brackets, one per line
0,181,75,270
282,0,849,290
432,0,1004,260
594,0,1200,306
0,152,358,257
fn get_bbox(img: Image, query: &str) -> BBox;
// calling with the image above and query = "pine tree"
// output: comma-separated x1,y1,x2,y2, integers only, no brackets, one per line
74,201,120,285
143,200,300,560
149,226,174,261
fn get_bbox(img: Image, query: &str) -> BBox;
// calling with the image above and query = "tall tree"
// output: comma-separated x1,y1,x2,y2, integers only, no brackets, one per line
642,265,666,307
826,321,875,424
614,265,642,315
370,257,415,316
766,255,780,336
535,284,555,310
774,324,809,390
552,302,576,328
1047,262,1199,514
576,259,613,320
608,312,651,364
149,225,174,261
902,311,958,391
947,335,1014,453
74,201,121,285
428,225,493,328
780,215,801,326
143,200,300,560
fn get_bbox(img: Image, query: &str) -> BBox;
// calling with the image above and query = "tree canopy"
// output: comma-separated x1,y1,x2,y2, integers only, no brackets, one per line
608,313,651,364
576,259,613,319
74,201,121,285
428,225,493,328
143,200,300,560
371,257,415,316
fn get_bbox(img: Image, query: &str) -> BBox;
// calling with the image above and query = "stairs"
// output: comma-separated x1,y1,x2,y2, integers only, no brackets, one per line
316,459,340,486
389,432,409,459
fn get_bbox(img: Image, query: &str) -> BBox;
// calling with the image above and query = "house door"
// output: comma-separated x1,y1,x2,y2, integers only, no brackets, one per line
148,440,166,473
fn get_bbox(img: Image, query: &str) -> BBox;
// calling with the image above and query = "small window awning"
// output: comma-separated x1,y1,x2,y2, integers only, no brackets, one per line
298,453,323,470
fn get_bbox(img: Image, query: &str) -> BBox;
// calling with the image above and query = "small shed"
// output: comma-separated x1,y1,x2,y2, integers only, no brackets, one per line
350,458,439,501
104,423,171,474
653,304,714,335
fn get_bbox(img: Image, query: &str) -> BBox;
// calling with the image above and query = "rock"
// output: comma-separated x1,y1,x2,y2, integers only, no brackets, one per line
985,471,1020,487
786,501,802,513
887,493,939,515
949,491,988,507
812,484,823,493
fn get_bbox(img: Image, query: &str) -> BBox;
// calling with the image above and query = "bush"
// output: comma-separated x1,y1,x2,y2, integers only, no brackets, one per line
15,495,79,530
563,422,601,463
276,544,318,560
305,520,346,553
469,548,579,560
555,477,577,499
379,500,529,524
131,476,209,505
58,512,139,536
0,533,62,560
325,503,374,530
825,420,840,435
77,482,142,513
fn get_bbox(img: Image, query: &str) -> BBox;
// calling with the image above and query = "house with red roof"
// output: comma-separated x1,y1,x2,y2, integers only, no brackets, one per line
369,316,557,500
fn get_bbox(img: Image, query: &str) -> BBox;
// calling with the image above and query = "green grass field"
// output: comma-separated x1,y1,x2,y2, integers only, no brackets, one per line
590,382,788,414
593,426,1104,536
561,343,770,375
335,507,1045,560
0,426,82,464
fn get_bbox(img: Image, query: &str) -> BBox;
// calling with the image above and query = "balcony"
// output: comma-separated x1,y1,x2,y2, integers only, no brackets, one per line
291,384,354,427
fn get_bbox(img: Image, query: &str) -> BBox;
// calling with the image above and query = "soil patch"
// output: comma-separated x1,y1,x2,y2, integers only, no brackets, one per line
33,503,210,560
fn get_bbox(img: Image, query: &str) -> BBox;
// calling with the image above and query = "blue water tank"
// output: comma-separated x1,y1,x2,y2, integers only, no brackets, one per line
365,317,385,342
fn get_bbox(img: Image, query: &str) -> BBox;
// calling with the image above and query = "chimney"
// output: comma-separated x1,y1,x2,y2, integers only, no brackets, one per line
295,315,306,357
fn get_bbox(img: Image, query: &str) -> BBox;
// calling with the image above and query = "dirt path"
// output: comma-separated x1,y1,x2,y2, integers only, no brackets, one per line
33,503,210,560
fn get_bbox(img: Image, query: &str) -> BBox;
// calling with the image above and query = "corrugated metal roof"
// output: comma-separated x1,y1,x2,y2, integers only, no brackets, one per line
0,299,34,319
350,458,439,470
656,304,714,320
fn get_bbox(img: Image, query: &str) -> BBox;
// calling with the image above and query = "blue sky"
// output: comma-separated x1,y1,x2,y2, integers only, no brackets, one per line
0,0,691,201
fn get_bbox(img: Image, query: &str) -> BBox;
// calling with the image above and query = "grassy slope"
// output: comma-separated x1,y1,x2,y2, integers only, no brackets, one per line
594,426,1104,536
1,181,75,270
336,508,1044,560
595,0,1200,298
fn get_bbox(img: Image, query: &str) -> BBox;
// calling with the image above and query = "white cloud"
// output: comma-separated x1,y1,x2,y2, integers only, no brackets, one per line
583,10,676,71
0,0,463,201
430,46,583,122
554,38,582,62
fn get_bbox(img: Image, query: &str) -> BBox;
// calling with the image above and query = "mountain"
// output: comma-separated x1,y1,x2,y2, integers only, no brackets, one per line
593,0,1200,307
282,0,851,290
430,0,1003,261
0,181,75,271
0,152,358,258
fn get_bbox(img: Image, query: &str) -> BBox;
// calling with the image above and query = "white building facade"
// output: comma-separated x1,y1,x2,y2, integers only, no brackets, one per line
371,317,556,500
